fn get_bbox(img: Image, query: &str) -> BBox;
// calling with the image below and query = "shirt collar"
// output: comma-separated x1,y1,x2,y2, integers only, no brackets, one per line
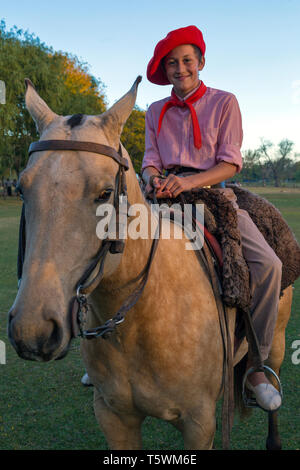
174,81,202,101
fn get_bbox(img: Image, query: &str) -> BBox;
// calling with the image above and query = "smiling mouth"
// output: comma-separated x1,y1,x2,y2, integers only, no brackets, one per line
175,75,192,83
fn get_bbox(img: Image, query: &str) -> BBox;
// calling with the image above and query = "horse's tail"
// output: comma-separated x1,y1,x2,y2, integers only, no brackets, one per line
234,354,252,418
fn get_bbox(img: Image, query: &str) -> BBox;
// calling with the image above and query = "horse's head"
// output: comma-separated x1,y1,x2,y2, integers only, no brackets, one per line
8,77,141,361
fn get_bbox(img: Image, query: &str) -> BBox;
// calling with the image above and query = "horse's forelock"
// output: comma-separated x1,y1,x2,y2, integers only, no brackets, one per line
66,114,85,129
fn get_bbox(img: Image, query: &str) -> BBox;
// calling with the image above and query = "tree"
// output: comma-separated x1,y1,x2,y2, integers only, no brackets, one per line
294,160,300,183
0,21,146,179
257,138,296,187
242,149,262,180
0,20,106,177
56,53,107,115
121,106,145,174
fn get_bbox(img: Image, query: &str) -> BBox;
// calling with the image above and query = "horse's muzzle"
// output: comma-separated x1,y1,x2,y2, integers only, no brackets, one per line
8,307,65,362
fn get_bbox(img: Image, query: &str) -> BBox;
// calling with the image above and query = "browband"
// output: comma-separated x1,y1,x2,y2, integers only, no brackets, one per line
28,140,129,170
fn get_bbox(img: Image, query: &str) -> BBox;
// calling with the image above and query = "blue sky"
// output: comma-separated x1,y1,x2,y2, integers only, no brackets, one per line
2,0,300,153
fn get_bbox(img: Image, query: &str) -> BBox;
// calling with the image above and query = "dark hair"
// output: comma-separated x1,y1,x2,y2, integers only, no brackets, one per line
161,44,203,71
192,45,203,62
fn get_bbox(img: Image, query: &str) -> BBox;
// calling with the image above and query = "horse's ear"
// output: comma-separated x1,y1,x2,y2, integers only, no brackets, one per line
100,76,142,148
25,79,58,134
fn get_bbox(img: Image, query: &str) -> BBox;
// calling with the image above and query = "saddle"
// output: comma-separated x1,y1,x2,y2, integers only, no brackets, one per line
145,184,300,313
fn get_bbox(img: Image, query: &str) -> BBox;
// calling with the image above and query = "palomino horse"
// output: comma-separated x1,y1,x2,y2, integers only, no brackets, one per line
8,78,292,450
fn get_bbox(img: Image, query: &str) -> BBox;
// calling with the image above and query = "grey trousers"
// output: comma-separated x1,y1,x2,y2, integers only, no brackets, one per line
219,189,283,362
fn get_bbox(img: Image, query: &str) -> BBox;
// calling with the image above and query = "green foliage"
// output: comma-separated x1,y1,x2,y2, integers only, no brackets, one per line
121,106,145,174
257,139,296,187
0,20,146,179
0,20,107,177
295,161,300,182
232,139,300,186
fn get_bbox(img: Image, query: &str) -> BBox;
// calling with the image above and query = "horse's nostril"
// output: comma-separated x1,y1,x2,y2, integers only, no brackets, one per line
8,310,64,361
36,318,63,359
48,319,63,350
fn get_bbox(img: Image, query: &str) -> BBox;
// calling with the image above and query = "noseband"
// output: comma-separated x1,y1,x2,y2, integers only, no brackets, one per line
18,139,162,340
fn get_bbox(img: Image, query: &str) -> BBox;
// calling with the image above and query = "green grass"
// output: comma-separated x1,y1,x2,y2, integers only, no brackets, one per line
0,190,299,450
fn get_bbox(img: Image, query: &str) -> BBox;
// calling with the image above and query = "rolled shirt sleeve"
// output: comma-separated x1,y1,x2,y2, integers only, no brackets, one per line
142,107,163,174
216,94,243,173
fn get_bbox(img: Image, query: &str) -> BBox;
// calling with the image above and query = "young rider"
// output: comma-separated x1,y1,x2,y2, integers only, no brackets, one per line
142,25,282,411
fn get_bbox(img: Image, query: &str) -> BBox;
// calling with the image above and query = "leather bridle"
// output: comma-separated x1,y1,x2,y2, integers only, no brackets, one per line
28,140,130,170
18,139,162,340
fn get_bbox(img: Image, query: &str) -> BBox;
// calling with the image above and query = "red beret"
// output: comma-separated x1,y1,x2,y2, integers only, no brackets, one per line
147,25,206,85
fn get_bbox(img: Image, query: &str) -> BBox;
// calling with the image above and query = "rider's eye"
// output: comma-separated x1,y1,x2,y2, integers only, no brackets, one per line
94,189,113,203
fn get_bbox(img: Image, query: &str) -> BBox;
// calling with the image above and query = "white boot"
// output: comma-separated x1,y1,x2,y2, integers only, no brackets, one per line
81,372,93,387
246,381,282,411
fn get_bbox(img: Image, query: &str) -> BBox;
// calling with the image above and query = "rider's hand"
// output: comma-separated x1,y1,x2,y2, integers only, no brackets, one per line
160,174,194,198
145,176,172,199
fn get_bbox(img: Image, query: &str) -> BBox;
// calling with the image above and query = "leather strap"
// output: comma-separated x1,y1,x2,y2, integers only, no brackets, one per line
179,194,234,449
76,241,112,296
149,174,165,188
78,210,163,339
17,204,26,284
28,140,129,170
202,239,234,450
242,307,264,372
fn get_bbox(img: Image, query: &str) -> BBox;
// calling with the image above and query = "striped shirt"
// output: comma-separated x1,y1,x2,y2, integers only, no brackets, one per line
142,85,243,174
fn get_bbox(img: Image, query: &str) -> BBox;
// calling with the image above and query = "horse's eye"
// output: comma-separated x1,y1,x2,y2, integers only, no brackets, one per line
94,189,113,203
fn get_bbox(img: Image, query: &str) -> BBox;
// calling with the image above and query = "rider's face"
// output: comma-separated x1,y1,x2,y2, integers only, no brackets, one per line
164,44,205,98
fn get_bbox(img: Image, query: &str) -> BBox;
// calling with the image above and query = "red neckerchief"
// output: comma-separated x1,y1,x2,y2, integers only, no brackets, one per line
157,81,207,149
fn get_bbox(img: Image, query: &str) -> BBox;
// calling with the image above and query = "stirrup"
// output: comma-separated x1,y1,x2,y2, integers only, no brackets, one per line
242,365,283,410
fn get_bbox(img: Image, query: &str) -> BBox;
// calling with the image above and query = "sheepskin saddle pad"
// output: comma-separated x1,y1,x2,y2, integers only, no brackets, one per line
145,184,300,312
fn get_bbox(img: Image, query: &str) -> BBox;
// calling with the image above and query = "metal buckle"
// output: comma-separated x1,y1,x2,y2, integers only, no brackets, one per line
79,315,125,340
242,365,283,409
